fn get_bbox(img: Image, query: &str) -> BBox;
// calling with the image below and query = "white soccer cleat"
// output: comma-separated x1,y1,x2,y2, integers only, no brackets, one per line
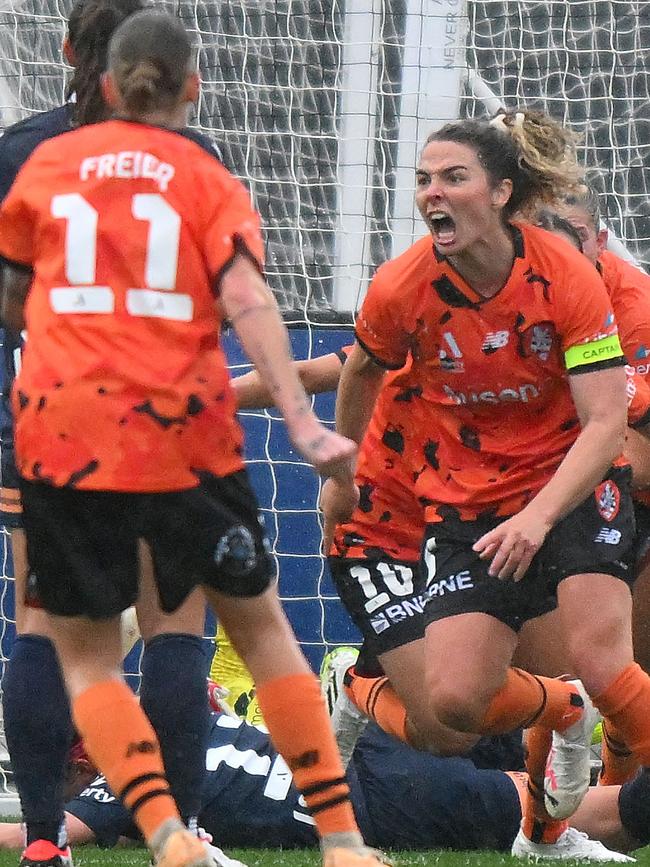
320,646,368,768
203,842,247,867
511,827,635,862
544,680,601,819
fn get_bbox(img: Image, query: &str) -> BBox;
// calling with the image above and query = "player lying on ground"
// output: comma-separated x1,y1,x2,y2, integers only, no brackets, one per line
0,698,644,859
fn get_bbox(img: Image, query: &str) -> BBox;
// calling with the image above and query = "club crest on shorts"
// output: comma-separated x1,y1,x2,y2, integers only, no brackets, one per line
214,525,256,576
595,480,620,522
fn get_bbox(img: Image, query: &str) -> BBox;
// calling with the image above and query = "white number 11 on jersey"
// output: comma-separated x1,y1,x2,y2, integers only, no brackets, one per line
50,192,192,322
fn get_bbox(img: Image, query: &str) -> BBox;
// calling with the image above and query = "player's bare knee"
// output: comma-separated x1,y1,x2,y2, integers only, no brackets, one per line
435,693,485,732
567,619,632,686
406,707,480,755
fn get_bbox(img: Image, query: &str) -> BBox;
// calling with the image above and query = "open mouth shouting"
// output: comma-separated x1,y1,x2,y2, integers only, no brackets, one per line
428,211,457,248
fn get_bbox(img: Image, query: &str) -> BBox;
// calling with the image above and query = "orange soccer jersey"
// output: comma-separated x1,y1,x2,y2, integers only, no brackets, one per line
598,250,650,505
0,120,264,492
599,249,650,381
355,223,626,522
333,359,425,562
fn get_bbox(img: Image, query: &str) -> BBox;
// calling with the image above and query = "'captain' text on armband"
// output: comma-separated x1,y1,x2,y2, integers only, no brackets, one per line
564,333,624,371
80,151,175,192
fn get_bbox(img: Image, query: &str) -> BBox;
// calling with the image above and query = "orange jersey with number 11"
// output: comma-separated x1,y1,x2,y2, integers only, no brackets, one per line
0,120,263,492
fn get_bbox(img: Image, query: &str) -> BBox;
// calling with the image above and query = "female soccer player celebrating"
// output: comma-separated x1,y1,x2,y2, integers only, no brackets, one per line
323,112,650,858
0,11,384,867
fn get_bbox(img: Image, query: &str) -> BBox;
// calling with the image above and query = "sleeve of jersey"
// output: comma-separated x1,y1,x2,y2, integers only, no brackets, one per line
335,343,354,365
354,271,410,370
204,175,265,290
0,168,35,269
557,267,625,375
65,780,138,848
627,366,650,428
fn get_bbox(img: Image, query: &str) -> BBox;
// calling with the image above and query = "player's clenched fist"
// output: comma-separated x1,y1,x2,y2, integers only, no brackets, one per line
319,476,360,553
289,419,357,479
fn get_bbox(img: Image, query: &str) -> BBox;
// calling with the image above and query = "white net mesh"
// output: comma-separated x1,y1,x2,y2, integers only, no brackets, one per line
465,0,650,268
0,0,648,809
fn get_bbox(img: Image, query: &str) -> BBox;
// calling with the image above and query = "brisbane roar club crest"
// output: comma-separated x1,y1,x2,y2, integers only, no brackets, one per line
520,322,556,361
595,480,620,522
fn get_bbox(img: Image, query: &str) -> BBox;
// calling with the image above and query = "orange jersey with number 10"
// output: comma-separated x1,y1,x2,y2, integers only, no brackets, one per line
0,120,263,492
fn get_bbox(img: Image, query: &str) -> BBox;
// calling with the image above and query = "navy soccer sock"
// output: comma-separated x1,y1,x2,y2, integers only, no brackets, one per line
3,634,72,846
139,633,210,826
618,768,650,847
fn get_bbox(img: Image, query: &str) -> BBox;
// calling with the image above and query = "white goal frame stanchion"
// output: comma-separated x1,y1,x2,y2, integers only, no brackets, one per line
0,0,28,128
331,0,382,313
391,0,469,260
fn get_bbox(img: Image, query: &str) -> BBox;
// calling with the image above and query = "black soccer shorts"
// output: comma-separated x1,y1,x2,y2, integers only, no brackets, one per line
329,554,426,657
20,470,274,619
420,465,636,633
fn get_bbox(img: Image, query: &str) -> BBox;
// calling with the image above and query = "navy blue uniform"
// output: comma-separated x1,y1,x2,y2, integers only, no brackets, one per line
0,106,74,520
66,712,522,852
0,105,222,527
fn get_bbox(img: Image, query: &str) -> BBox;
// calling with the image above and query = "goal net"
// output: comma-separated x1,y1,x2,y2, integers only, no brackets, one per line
0,0,648,806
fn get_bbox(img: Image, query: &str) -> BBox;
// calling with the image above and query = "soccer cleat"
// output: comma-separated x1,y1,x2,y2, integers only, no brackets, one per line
202,842,247,867
323,847,393,867
19,842,73,867
544,680,601,819
511,827,635,862
320,646,368,768
154,829,214,867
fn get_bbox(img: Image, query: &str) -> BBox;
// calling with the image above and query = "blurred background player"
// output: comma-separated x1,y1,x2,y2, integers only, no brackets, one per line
0,10,386,867
555,184,650,682
0,3,228,867
512,185,650,793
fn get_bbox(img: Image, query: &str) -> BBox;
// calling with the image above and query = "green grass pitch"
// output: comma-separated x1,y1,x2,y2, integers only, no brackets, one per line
0,847,648,867
0,851,552,867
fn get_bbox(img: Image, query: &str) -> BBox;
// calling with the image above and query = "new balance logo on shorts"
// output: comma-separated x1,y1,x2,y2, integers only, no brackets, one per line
594,527,622,545
369,570,475,634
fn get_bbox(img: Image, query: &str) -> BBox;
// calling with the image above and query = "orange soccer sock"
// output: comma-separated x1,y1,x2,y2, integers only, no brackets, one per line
599,720,640,785
73,680,179,844
256,673,358,839
344,670,408,743
480,668,584,735
520,726,568,844
593,663,650,767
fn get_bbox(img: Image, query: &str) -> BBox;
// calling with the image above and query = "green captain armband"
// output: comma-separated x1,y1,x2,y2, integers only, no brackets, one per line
564,333,624,371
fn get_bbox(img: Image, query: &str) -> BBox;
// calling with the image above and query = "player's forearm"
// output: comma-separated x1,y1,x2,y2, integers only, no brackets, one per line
233,354,343,410
222,269,317,432
527,417,625,527
231,369,274,409
335,345,385,446
232,308,315,428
